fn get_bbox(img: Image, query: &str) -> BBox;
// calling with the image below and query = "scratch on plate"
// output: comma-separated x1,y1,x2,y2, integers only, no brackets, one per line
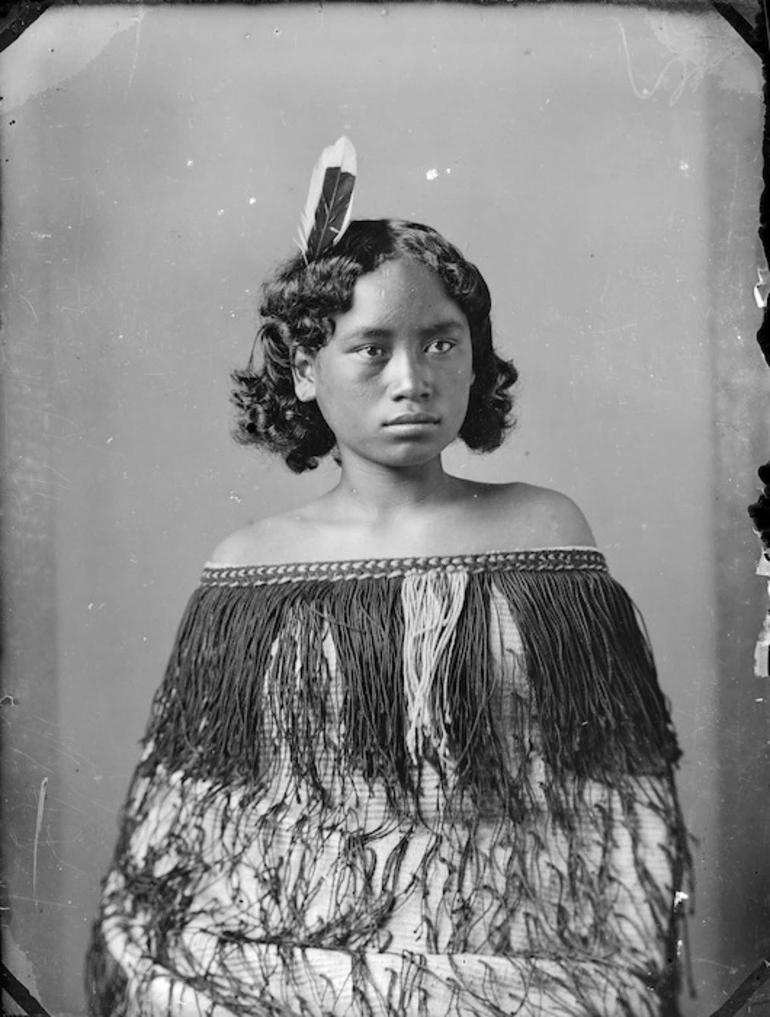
610,13,711,106
19,292,39,321
10,745,54,774
125,9,145,95
32,776,48,903
9,894,81,909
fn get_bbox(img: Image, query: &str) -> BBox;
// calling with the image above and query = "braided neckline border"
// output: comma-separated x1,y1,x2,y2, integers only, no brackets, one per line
201,547,608,586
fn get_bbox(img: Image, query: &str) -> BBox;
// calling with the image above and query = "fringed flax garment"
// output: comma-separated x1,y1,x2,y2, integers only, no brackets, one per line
86,548,691,1017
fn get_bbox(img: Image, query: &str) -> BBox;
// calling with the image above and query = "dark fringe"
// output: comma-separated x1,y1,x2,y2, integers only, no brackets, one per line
143,568,680,795
491,569,681,779
327,578,408,795
84,924,129,1017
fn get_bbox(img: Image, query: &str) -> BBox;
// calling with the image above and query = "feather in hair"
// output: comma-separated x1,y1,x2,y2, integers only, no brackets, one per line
297,136,357,262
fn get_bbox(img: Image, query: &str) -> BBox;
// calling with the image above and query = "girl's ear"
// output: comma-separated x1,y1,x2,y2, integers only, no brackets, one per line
292,346,317,403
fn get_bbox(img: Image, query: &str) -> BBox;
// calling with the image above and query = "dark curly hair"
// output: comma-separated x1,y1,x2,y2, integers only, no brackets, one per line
231,219,518,473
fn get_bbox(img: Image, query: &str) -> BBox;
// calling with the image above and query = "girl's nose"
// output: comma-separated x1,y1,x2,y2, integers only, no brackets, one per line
389,350,431,400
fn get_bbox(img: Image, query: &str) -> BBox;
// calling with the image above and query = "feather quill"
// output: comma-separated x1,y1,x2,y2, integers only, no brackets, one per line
297,136,357,261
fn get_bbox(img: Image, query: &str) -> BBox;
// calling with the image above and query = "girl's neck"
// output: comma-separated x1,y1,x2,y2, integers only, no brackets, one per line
327,456,461,524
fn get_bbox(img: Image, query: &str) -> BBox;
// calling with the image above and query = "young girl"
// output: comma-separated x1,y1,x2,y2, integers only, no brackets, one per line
86,152,690,1017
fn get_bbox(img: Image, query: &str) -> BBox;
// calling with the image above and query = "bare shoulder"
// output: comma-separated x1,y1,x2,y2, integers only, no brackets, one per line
476,481,597,550
208,522,269,566
521,484,597,547
208,514,305,566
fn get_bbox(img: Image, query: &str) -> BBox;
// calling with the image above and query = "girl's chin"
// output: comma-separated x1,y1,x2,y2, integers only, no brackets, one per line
340,445,448,471
378,453,447,472
333,428,463,470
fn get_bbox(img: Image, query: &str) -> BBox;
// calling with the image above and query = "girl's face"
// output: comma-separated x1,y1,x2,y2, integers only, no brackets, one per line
293,257,474,472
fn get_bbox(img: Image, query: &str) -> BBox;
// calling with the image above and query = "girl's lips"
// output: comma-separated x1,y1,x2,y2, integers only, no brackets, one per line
385,413,440,426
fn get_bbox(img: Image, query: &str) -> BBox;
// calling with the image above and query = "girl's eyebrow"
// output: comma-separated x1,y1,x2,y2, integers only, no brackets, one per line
418,319,467,338
344,319,466,342
345,327,392,341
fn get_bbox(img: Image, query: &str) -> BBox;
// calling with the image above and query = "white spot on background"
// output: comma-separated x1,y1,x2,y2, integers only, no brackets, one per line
425,168,453,179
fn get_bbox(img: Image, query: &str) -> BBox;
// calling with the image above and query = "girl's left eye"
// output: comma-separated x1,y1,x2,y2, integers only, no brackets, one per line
427,339,455,353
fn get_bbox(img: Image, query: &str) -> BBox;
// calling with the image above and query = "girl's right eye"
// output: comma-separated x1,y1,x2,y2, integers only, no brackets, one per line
356,345,387,361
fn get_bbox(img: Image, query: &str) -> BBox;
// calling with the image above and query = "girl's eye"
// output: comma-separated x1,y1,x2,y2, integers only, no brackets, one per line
427,339,455,354
356,345,386,361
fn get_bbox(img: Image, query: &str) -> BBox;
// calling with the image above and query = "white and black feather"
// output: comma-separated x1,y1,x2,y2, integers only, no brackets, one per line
297,136,357,261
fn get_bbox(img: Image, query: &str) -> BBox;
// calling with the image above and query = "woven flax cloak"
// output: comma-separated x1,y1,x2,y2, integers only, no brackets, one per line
86,548,691,1017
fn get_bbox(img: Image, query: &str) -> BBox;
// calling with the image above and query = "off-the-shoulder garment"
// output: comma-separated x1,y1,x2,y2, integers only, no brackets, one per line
86,549,691,1017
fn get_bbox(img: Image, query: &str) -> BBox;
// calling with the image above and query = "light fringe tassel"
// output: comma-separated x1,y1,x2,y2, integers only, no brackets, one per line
401,570,469,764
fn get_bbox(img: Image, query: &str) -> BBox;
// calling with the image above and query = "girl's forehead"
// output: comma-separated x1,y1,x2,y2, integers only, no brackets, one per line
342,257,466,327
